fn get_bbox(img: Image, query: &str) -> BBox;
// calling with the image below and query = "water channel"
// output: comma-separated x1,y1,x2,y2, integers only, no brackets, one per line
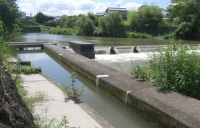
12,33,200,128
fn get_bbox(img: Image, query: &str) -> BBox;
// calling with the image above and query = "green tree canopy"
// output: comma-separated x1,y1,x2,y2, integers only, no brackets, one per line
167,0,200,40
34,12,54,24
98,11,126,37
0,0,19,33
128,5,163,27
57,15,78,28
87,12,98,27
167,0,200,27
76,15,95,36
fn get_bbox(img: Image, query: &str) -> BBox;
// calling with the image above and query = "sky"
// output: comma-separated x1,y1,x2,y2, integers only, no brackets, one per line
17,0,171,16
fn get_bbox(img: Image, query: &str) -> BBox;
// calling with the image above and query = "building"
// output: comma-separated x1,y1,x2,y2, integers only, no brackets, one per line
96,12,105,17
16,11,26,22
96,7,128,21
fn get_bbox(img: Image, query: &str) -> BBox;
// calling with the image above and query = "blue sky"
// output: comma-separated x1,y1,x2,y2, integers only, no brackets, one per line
17,0,171,16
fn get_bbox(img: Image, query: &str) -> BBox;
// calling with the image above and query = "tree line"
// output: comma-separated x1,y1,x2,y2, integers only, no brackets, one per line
0,0,200,40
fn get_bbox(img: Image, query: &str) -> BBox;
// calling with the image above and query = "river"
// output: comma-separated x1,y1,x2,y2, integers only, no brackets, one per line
12,33,200,128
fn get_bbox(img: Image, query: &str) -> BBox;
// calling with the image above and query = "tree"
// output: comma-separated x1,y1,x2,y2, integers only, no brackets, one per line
167,0,200,27
167,0,200,40
127,11,140,27
57,15,78,28
87,12,98,27
76,15,95,36
34,12,54,24
127,5,163,27
0,0,19,34
98,11,126,37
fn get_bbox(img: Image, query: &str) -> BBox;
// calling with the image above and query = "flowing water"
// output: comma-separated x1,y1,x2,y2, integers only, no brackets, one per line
12,33,200,128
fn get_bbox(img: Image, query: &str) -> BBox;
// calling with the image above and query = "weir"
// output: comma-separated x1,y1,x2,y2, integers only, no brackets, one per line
43,43,200,128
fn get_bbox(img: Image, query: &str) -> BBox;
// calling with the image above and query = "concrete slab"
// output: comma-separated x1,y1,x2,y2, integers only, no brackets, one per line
21,74,103,128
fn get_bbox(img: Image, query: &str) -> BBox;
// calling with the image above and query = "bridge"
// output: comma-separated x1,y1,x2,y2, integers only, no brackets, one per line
9,41,57,50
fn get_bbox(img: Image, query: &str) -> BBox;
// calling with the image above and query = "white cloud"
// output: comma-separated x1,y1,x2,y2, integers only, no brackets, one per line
123,3,142,11
116,0,122,5
17,0,142,16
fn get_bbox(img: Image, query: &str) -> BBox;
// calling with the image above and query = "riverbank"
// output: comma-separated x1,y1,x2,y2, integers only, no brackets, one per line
21,73,112,128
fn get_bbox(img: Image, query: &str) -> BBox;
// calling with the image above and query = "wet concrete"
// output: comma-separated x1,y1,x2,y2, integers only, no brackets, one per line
44,44,200,128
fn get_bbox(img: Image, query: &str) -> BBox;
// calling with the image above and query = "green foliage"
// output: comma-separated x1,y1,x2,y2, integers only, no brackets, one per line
130,41,200,99
130,62,151,81
87,12,99,27
76,15,95,36
168,0,200,27
49,27,76,35
159,19,177,27
149,41,200,99
126,31,153,38
62,72,85,101
167,0,200,40
128,5,163,27
21,66,41,75
0,38,12,62
97,11,126,37
35,12,54,24
127,11,139,27
0,0,19,35
57,15,78,28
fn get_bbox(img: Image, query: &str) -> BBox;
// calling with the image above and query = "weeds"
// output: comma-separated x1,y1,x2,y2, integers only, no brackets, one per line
34,108,69,128
130,62,151,81
21,66,41,75
62,72,85,102
130,40,200,99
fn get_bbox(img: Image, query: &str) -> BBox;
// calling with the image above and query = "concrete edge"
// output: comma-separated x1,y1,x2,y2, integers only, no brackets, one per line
43,44,200,128
41,73,113,128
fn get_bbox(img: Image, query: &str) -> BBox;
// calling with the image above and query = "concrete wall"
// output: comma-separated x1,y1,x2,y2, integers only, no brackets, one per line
44,44,200,128
69,41,95,59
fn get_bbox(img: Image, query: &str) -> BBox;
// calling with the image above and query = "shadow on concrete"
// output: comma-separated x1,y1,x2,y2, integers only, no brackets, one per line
156,88,172,94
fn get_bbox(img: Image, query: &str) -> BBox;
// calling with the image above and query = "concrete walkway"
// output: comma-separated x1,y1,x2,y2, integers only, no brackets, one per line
21,74,102,128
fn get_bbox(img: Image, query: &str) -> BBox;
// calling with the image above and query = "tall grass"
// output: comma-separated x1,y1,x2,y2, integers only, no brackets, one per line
49,27,77,35
126,31,153,38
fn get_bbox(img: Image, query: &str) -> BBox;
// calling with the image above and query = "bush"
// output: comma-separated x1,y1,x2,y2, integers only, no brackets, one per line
130,62,151,81
149,41,200,99
130,41,200,99
126,31,153,38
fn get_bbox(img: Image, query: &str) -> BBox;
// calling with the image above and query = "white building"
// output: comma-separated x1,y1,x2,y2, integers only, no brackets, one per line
16,11,26,22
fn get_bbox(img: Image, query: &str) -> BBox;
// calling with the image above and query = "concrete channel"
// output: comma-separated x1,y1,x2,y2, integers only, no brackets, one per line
43,43,200,128
12,42,200,127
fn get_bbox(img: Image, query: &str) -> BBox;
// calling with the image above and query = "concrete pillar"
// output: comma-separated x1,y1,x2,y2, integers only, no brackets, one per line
69,41,95,59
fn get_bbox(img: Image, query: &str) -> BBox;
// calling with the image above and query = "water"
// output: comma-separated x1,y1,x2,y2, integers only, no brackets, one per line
11,32,200,47
12,33,200,127
17,52,154,128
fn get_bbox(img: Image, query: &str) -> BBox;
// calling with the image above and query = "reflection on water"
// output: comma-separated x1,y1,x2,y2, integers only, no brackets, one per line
11,33,200,48
18,52,154,128
14,33,200,128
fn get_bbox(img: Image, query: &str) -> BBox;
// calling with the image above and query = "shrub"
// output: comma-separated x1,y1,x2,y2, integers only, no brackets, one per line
149,41,200,99
130,62,151,81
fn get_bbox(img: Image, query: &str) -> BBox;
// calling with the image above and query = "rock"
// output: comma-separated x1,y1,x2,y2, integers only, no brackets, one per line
0,59,36,128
